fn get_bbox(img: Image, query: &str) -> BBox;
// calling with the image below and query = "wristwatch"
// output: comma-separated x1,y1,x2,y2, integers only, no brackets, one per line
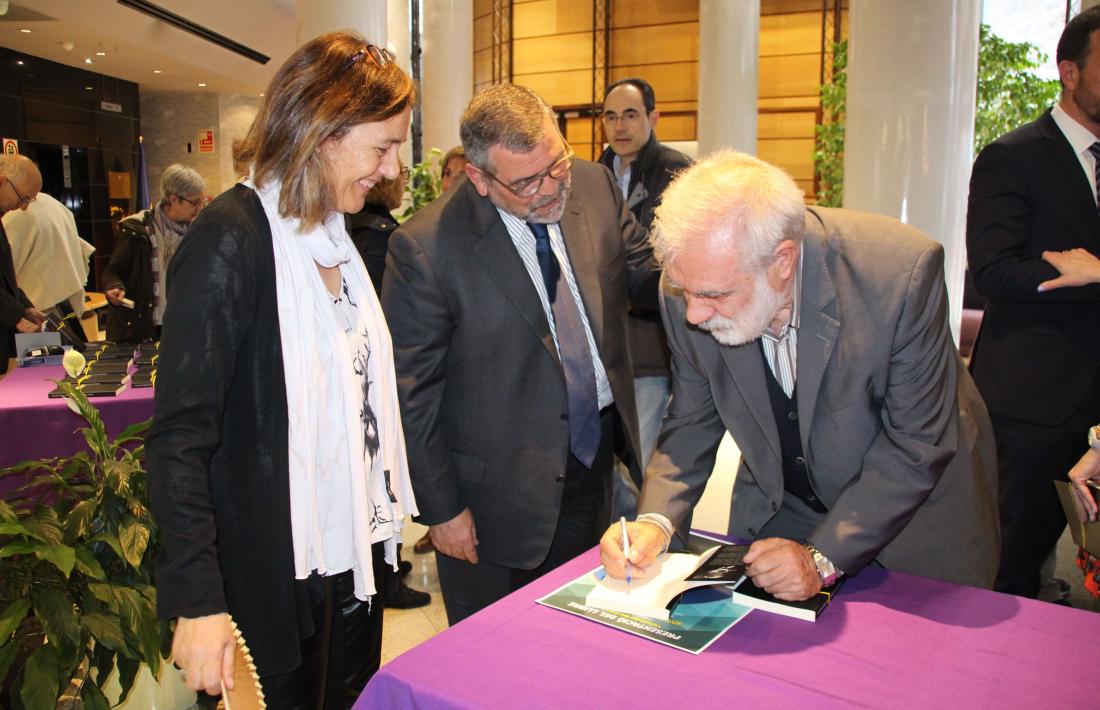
1089,424,1100,451
804,544,840,586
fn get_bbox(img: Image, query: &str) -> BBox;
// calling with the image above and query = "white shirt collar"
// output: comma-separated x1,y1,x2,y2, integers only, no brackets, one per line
1052,103,1100,156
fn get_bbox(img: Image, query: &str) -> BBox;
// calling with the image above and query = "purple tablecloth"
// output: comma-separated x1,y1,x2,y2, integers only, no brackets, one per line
359,548,1099,709
0,365,154,471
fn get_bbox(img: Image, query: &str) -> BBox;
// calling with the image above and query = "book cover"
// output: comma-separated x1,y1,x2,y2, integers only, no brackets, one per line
537,567,754,655
730,575,844,622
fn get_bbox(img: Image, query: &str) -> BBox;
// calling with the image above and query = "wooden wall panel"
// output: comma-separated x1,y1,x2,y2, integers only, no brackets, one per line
513,0,593,38
513,32,593,74
758,110,817,139
759,53,821,100
474,0,493,18
760,11,821,56
612,0,698,28
474,14,494,52
609,63,698,103
757,137,815,180
652,113,696,141
609,22,699,67
514,68,595,106
474,48,493,86
761,0,825,15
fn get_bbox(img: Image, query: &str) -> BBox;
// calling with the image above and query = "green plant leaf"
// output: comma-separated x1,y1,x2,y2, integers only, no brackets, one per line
73,547,107,581
90,532,124,563
114,418,152,445
34,544,77,578
91,640,115,685
81,612,129,654
0,638,20,689
0,540,41,558
80,676,111,710
21,509,64,547
20,642,60,710
0,499,17,522
115,654,140,706
64,498,98,542
118,517,150,569
31,588,80,660
0,599,31,642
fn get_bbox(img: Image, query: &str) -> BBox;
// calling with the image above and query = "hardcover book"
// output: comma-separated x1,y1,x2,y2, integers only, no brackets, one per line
730,575,845,622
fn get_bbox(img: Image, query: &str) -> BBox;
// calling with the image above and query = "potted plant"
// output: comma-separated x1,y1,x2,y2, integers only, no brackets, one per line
0,379,166,710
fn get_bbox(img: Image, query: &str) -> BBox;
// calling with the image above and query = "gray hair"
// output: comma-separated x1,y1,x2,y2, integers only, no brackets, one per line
160,164,205,200
0,154,40,184
460,84,556,171
652,150,805,269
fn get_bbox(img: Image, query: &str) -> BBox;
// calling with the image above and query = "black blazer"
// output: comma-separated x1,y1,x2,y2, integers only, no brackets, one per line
147,185,300,676
382,159,657,569
102,210,157,343
966,110,1100,424
0,221,33,372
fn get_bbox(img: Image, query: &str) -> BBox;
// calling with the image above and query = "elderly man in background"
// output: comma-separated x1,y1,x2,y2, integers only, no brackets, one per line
103,163,204,342
0,154,46,373
601,151,1000,600
4,190,94,332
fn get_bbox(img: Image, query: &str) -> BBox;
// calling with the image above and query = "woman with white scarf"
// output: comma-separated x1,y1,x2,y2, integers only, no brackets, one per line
147,32,418,708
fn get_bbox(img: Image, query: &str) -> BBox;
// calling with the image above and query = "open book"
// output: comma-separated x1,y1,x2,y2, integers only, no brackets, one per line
584,544,749,620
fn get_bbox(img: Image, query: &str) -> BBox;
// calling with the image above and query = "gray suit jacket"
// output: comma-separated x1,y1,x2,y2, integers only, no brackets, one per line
382,159,657,569
639,208,1000,588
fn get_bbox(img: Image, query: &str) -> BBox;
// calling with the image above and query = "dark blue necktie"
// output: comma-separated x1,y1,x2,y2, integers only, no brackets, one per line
527,222,601,468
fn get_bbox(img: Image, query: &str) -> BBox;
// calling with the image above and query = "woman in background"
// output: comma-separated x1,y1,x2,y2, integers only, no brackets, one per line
103,163,204,342
148,32,418,708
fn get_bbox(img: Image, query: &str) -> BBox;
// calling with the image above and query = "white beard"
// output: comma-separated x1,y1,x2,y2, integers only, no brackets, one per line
699,271,787,347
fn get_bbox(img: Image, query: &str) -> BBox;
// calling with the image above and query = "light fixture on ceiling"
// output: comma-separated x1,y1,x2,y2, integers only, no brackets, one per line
85,86,93,90
60,41,74,52
96,51,107,57
19,29,31,34
152,69,162,74
197,83,206,87
84,58,93,64
15,60,23,66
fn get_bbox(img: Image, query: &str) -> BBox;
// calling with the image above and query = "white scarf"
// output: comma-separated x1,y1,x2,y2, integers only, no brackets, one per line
247,176,418,600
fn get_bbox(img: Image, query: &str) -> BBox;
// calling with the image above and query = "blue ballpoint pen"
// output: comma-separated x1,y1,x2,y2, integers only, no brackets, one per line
619,515,632,589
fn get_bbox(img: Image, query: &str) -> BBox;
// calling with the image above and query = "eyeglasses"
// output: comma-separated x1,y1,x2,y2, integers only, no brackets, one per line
602,109,643,125
399,166,411,181
340,45,393,74
481,145,575,198
5,179,35,206
177,195,204,208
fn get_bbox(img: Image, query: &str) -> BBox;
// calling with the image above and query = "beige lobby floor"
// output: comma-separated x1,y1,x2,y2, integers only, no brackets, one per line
380,521,449,665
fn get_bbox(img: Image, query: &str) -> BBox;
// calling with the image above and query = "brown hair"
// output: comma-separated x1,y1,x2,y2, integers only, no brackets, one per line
234,31,416,231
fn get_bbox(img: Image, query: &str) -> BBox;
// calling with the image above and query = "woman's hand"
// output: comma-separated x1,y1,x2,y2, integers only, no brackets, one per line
171,613,236,695
105,287,128,306
1069,448,1100,523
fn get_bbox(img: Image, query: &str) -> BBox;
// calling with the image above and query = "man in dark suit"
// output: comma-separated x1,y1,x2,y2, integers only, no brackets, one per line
382,84,657,624
967,6,1100,598
602,151,999,600
0,155,45,374
598,78,693,509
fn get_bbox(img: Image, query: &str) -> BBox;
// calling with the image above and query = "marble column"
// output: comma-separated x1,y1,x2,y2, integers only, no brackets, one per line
844,0,982,342
420,0,474,159
697,0,759,157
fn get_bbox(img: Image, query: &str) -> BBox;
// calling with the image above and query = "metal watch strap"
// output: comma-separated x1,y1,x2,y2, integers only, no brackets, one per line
1088,424,1100,451
805,543,839,586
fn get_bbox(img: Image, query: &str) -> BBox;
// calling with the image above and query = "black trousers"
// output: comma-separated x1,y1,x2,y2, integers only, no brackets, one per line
259,543,389,710
993,372,1100,598
435,407,615,626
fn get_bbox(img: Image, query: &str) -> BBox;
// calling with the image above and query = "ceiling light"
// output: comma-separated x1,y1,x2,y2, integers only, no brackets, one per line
152,69,162,74
259,93,264,97
15,60,23,66
19,28,31,34
84,58,93,64
96,51,107,57
85,86,93,90
197,83,206,87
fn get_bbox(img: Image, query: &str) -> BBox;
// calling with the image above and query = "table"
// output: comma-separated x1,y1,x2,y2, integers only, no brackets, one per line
359,547,1099,709
0,364,154,470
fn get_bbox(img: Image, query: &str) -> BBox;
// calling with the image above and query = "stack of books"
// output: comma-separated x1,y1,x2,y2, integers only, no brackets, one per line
131,344,158,389
48,343,141,398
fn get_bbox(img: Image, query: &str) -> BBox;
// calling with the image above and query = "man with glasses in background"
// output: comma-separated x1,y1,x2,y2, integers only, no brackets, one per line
383,84,659,623
0,154,45,374
598,77,692,514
